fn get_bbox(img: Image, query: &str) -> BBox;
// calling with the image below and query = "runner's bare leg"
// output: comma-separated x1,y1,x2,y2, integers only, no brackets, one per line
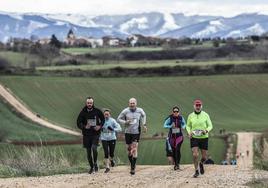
192,147,199,170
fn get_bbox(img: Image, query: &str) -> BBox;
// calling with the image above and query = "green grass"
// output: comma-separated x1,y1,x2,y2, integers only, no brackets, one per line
61,41,221,55
254,131,268,171
0,99,77,141
62,47,164,55
37,59,265,71
0,51,41,68
1,74,268,134
0,74,268,135
0,137,225,177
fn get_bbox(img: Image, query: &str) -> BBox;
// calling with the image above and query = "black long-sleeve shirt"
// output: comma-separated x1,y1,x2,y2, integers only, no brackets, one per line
77,106,105,136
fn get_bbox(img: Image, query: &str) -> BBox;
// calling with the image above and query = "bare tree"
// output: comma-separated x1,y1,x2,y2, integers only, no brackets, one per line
254,40,268,63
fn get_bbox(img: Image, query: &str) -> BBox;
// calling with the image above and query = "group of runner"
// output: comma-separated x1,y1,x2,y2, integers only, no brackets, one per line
76,97,213,177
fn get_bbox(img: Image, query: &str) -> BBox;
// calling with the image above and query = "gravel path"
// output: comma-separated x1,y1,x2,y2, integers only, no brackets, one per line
236,132,254,168
0,165,267,188
0,133,267,188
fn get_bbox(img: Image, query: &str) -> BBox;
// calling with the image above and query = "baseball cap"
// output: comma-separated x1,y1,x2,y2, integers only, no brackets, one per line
194,99,202,105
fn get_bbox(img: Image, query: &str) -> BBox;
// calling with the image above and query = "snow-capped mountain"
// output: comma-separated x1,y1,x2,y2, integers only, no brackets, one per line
0,11,267,42
160,13,268,38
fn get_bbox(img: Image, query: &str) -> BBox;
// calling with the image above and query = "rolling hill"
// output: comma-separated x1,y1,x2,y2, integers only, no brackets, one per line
0,74,267,134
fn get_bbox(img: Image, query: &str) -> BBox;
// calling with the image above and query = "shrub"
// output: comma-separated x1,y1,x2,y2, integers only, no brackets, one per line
0,146,71,176
0,57,10,70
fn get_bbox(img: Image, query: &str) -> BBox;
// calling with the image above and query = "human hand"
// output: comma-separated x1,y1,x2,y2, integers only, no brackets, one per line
143,126,148,133
125,120,131,125
188,131,193,138
94,126,101,131
85,124,91,129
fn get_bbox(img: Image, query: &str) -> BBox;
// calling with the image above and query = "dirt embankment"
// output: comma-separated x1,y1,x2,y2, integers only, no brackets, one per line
0,83,80,136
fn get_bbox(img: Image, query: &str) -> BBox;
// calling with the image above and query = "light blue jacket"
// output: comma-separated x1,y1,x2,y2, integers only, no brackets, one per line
100,117,122,141
163,116,186,129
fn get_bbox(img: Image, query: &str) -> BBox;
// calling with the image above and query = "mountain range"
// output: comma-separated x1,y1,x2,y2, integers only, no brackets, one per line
0,11,267,42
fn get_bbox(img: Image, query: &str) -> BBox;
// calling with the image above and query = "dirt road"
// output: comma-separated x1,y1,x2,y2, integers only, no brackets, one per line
236,132,255,168
0,132,267,188
0,165,267,188
0,84,80,136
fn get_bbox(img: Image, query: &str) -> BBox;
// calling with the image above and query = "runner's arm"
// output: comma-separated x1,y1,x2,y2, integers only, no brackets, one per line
113,119,122,132
99,110,105,128
206,114,213,132
117,109,127,125
76,110,85,130
140,109,146,126
181,116,186,129
163,117,172,128
186,115,192,134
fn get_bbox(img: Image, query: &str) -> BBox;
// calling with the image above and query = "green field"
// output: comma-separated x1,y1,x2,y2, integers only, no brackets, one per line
37,59,264,71
61,41,218,55
62,47,164,55
0,51,41,68
0,74,267,134
0,100,77,141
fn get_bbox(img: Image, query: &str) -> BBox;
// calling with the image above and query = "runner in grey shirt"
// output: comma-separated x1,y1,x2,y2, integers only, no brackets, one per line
117,98,147,175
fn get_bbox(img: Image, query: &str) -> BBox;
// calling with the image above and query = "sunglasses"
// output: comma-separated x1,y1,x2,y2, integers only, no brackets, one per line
173,110,179,113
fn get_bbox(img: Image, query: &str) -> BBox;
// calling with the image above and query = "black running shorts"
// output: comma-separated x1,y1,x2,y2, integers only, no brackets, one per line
125,133,140,145
190,137,208,150
83,135,99,148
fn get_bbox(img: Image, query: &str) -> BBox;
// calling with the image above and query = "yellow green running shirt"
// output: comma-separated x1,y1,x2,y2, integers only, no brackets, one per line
186,111,213,139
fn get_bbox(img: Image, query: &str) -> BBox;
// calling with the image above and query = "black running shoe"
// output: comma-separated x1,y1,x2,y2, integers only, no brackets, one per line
174,165,180,171
199,162,204,174
193,170,199,178
110,160,115,167
104,168,110,173
88,167,94,174
130,167,135,175
94,164,99,172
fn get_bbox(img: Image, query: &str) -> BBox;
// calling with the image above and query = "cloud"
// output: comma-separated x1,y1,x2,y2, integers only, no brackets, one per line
0,0,268,16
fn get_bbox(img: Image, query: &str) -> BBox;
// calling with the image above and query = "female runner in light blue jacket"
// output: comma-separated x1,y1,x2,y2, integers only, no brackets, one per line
101,109,122,173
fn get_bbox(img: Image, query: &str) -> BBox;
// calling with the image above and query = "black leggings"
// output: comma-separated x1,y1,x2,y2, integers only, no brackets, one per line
172,140,183,166
102,140,116,159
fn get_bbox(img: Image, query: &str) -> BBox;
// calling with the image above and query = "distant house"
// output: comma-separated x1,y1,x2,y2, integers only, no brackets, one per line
87,38,103,48
7,38,32,48
249,35,260,45
127,35,139,47
162,38,180,48
127,34,162,47
73,37,91,47
63,29,104,47
102,36,126,47
38,38,51,45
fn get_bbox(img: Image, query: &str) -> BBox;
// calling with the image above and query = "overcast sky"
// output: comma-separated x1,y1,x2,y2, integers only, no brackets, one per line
1,0,268,16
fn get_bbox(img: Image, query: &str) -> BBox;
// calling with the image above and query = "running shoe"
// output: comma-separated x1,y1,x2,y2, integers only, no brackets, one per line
88,167,94,174
199,162,204,174
193,170,199,178
104,168,110,173
111,159,115,167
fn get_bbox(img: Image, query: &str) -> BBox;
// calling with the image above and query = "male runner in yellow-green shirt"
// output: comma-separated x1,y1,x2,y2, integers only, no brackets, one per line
186,99,213,178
